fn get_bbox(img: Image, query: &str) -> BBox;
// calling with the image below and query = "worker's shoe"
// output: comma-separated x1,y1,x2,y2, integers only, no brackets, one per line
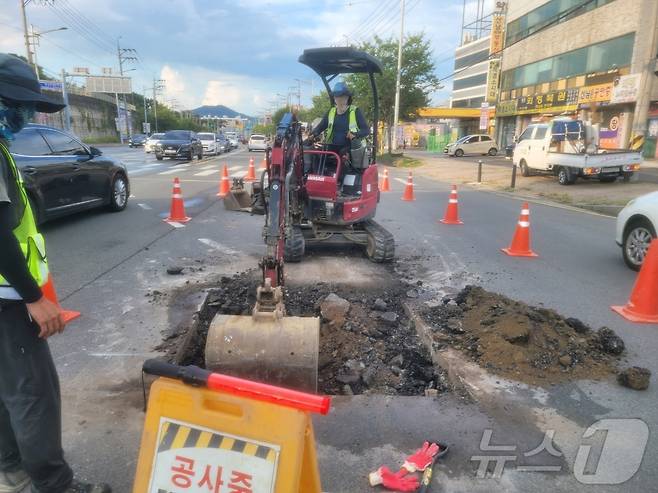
60,480,111,493
0,468,30,493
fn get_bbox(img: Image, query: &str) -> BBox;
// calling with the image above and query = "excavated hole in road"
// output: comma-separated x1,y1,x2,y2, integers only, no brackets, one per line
160,267,449,396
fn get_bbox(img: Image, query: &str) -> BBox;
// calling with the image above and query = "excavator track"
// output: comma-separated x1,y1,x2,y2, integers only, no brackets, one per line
363,220,395,262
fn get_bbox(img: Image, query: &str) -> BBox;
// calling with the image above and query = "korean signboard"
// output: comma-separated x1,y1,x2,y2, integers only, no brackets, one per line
479,102,490,131
486,59,501,104
86,76,132,94
496,99,518,117
578,83,613,105
39,80,63,91
610,74,641,104
490,14,505,55
148,418,279,493
516,88,579,114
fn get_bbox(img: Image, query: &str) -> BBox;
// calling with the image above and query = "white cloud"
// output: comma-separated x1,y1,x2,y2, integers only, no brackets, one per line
202,81,241,108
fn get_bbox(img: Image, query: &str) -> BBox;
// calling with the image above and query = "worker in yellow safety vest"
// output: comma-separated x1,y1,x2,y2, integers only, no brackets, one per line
0,54,111,493
309,81,370,151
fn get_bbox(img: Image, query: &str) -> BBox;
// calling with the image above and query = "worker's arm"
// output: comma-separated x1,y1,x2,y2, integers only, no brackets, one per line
311,113,329,138
354,108,370,139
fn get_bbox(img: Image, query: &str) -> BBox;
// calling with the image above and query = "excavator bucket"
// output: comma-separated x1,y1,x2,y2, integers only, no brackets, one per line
223,178,254,212
205,314,320,392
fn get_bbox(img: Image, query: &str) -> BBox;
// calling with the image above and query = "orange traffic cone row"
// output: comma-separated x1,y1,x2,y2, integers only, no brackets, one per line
245,158,257,182
380,168,391,192
501,202,538,257
401,172,416,201
440,185,464,225
260,157,267,170
612,240,658,323
217,164,231,198
42,274,80,324
164,177,191,223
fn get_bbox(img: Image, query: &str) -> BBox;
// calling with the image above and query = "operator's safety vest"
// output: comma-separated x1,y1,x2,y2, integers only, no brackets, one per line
0,142,49,300
325,105,359,143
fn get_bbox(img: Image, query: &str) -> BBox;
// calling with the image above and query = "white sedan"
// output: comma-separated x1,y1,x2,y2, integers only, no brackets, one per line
616,191,658,270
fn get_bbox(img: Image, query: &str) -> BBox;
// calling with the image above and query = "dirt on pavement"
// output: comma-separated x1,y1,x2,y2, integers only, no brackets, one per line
419,285,622,386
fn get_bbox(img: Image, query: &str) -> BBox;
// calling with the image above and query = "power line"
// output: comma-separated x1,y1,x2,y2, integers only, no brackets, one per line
46,2,116,55
347,0,397,43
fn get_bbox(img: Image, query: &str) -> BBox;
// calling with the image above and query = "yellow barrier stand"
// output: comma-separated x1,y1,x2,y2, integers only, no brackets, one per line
133,361,330,493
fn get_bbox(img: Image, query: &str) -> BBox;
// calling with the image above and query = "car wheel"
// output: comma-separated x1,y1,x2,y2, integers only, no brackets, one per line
156,155,163,161
108,173,128,212
454,148,464,157
623,218,656,271
557,167,575,185
488,147,498,156
198,151,203,160
520,159,530,177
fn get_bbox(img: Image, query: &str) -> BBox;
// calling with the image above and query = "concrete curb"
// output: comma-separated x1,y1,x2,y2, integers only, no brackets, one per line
173,289,213,364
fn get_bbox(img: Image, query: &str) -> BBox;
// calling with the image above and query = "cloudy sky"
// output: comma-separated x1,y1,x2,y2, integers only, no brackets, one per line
1,0,492,115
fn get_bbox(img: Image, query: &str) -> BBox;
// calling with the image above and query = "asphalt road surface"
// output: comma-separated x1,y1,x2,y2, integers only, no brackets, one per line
37,145,657,492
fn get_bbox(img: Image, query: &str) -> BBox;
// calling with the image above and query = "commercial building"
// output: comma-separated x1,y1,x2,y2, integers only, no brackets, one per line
495,0,658,158
451,35,491,109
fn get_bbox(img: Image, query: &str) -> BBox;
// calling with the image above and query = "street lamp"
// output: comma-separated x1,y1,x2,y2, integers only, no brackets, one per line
30,25,68,78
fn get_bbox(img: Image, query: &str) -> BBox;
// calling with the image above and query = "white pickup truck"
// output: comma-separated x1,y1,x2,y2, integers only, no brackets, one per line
512,119,642,185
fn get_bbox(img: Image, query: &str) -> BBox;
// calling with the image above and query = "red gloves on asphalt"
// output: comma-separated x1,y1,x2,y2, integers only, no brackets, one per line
368,467,420,492
403,441,441,472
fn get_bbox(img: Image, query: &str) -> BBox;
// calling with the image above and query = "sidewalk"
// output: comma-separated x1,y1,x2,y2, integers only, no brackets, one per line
404,150,658,216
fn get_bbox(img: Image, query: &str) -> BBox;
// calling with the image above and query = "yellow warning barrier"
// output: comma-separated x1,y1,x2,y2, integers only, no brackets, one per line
133,362,329,493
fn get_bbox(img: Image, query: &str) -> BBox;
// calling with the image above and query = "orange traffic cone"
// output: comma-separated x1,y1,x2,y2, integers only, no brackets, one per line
164,177,191,223
217,164,231,198
380,168,391,192
401,172,416,201
440,185,464,225
501,202,538,257
260,157,267,170
612,240,658,323
42,274,80,324
244,158,257,182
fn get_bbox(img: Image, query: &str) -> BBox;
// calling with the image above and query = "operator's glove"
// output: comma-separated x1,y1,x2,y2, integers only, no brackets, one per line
368,467,419,491
403,441,441,472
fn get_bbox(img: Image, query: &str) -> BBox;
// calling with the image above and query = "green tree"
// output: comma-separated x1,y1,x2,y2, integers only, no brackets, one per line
346,34,439,152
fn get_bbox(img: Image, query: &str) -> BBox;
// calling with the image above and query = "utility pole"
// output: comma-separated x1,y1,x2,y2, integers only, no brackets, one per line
61,69,71,131
116,38,137,140
392,0,405,151
20,0,34,67
142,86,149,128
152,78,165,133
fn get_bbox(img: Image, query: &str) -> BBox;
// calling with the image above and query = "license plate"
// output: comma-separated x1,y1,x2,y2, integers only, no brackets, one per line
603,167,620,173
165,150,176,154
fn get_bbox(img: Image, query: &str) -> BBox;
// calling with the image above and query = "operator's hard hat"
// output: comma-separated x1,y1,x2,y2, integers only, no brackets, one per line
331,81,352,97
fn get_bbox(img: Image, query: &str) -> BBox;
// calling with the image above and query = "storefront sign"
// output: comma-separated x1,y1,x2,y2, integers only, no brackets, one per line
496,99,518,117
516,88,579,114
578,83,613,104
479,102,490,130
610,74,641,104
490,14,505,54
486,59,501,104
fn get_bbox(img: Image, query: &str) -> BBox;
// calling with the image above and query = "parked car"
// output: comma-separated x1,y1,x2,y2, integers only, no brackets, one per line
216,135,231,153
198,132,219,155
154,130,203,161
248,134,268,152
144,133,164,153
128,133,147,147
9,124,129,223
444,134,497,157
616,191,658,271
224,132,239,149
512,120,642,185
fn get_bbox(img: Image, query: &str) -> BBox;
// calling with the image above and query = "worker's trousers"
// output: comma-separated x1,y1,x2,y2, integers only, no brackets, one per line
0,301,73,493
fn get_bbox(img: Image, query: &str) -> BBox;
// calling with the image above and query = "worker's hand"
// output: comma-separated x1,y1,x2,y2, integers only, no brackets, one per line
403,441,441,472
346,131,355,140
26,296,65,339
303,135,317,146
368,467,419,491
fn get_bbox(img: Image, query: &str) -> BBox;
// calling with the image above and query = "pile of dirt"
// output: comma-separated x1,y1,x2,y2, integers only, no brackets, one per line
167,271,446,396
420,285,622,386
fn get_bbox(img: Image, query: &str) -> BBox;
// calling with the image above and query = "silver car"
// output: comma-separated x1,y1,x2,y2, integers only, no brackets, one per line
445,134,498,157
145,133,165,153
616,191,658,270
248,134,268,152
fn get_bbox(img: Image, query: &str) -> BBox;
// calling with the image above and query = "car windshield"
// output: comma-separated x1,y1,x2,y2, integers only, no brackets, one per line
150,133,164,140
251,135,264,141
198,133,214,141
456,136,471,144
163,131,190,140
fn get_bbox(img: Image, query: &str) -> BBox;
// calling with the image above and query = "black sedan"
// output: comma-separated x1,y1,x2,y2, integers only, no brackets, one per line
128,133,147,147
154,130,203,161
10,124,129,224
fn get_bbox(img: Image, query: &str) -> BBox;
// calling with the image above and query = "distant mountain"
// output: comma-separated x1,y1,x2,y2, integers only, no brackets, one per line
190,105,253,120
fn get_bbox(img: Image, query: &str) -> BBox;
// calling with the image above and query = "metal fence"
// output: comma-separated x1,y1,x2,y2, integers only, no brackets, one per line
426,134,451,153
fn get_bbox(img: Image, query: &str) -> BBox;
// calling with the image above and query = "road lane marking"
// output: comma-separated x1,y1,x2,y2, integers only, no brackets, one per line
394,177,408,184
137,203,152,210
198,238,239,255
200,164,216,170
158,169,180,175
167,222,186,228
229,165,242,172
194,169,219,176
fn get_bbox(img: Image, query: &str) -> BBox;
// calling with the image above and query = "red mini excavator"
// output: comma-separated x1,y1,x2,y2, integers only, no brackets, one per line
205,48,394,391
